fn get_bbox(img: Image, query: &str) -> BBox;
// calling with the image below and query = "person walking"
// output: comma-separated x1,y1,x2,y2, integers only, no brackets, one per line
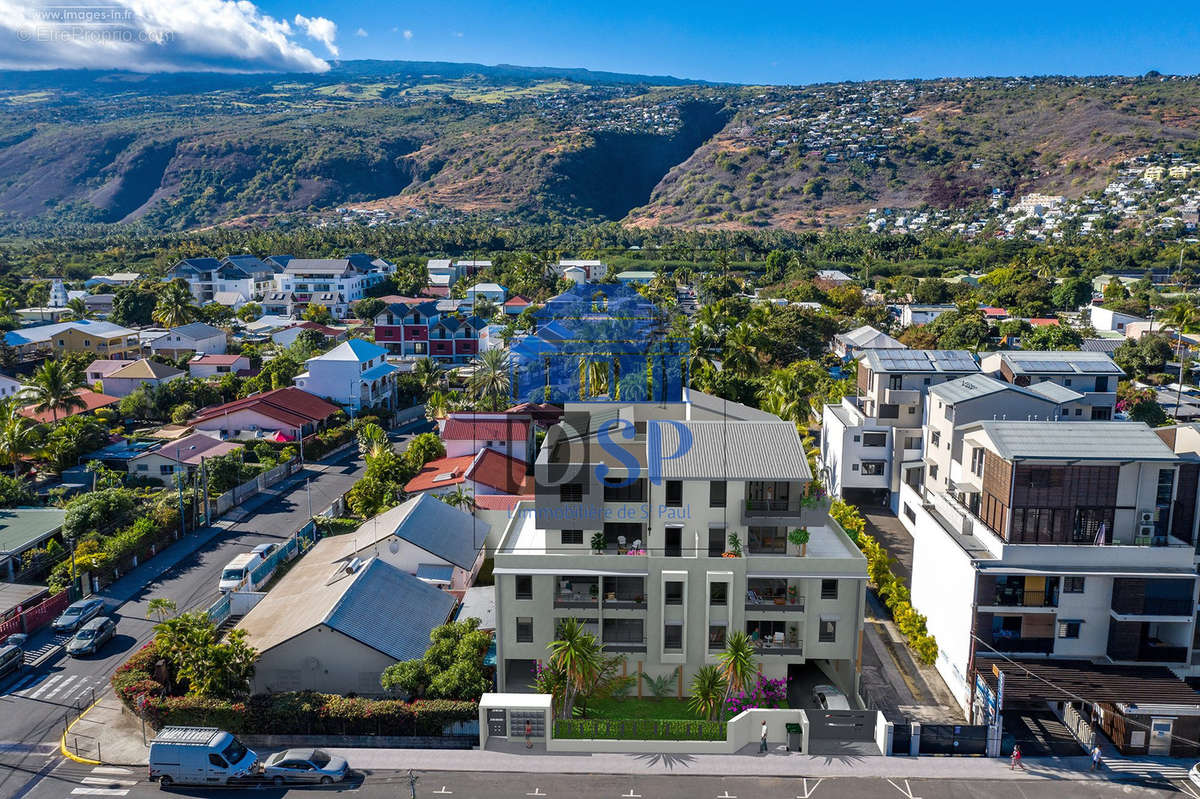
759,720,769,753
1091,745,1102,771
525,721,533,749
1010,744,1025,771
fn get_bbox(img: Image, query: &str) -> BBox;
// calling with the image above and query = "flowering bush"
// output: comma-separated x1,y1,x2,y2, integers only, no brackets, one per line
624,549,646,556
724,675,787,716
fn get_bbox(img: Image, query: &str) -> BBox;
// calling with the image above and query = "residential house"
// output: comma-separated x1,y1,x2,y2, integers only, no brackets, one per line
504,296,532,316
464,283,507,307
492,395,867,697
5,320,140,362
979,350,1123,420
150,323,227,358
404,448,528,498
190,387,341,441
897,421,1200,755
615,271,655,285
554,259,608,282
126,432,242,485
20,388,119,423
17,308,70,325
84,273,141,289
238,551,456,695
439,413,535,462
99,359,185,398
293,339,400,411
168,255,278,305
372,301,438,358
897,304,955,327
831,325,905,360
271,322,345,349
259,291,297,318
816,269,853,286
0,509,68,581
1089,305,1147,334
274,257,386,318
0,374,22,401
189,354,252,379
85,360,126,385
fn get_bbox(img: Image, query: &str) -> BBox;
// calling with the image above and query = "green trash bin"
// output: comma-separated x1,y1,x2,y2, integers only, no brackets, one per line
786,722,803,752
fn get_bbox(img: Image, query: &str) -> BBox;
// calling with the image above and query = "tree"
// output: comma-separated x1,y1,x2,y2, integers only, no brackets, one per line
1103,277,1129,303
412,357,444,397
302,303,334,324
1052,277,1092,310
927,307,989,351
438,485,476,511
546,617,603,719
148,597,177,622
0,400,37,477
353,298,386,322
62,297,93,321
154,612,256,699
380,618,492,700
913,278,950,305
468,348,512,411
688,664,727,722
153,280,201,328
405,432,446,468
1114,334,1172,380
109,284,157,327
355,422,391,460
721,323,764,377
716,631,757,718
1020,324,1083,350
346,449,415,517
471,296,498,320
21,359,85,423
236,302,262,322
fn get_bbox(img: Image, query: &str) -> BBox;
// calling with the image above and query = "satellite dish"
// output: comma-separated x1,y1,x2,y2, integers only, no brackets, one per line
388,539,400,554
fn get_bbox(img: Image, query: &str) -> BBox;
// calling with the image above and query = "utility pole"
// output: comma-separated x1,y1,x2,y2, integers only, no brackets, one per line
306,478,312,522
201,456,210,526
175,449,185,538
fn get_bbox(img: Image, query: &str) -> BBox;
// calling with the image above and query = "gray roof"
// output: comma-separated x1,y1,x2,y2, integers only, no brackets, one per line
170,322,224,340
325,559,456,661
1026,382,1085,403
456,585,495,631
656,421,812,480
686,389,779,421
965,421,1178,462
863,349,980,374
1081,338,1124,354
353,493,487,570
928,374,1018,404
999,350,1124,376
835,325,905,350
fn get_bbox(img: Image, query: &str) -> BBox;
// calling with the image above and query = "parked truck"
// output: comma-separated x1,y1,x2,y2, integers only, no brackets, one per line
148,727,259,787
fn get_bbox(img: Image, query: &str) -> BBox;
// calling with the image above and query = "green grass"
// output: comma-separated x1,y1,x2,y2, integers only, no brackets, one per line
317,517,360,537
584,697,698,721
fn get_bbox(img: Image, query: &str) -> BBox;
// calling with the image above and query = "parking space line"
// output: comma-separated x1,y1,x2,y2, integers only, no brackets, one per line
796,778,823,798
885,779,921,799
90,768,132,776
432,788,452,795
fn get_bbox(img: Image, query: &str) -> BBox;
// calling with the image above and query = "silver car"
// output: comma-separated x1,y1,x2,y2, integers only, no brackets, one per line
262,749,347,785
52,598,105,633
66,616,116,657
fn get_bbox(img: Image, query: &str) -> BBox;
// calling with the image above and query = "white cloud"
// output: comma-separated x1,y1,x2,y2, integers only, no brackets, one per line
355,27,367,37
0,0,333,72
390,26,398,33
403,29,412,40
454,31,463,38
294,13,338,56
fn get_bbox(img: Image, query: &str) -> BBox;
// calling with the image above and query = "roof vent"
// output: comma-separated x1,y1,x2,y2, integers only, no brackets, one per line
345,557,363,574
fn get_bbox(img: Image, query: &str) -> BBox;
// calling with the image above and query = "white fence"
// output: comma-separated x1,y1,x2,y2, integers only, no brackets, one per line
212,459,301,517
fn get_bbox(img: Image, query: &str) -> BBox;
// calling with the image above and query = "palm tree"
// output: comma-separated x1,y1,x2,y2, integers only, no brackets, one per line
688,664,728,722
577,354,610,398
721,323,763,377
716,631,757,717
438,484,476,511
148,597,177,623
0,400,37,478
63,297,93,321
547,617,602,720
21,360,85,423
355,422,390,460
153,280,201,328
412,357,444,397
469,348,512,411
425,389,451,421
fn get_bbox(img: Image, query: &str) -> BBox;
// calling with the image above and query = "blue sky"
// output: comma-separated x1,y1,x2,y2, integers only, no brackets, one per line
255,0,1200,83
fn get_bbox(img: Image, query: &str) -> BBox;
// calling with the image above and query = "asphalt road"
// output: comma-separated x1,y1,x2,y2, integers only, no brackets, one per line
0,446,366,799
13,762,1189,799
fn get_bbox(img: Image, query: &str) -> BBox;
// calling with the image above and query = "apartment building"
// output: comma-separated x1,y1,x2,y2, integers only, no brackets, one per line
274,257,388,318
820,349,979,507
167,255,280,305
5,320,140,362
493,394,867,700
897,421,1200,749
979,350,1123,420
293,338,400,411
371,302,487,364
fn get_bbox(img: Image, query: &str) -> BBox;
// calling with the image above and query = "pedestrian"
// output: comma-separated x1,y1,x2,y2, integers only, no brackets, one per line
1091,745,1102,771
1010,744,1025,771
760,720,769,753
525,720,533,749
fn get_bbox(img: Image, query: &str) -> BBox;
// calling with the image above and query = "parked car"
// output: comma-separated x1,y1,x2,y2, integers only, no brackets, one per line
0,643,23,679
1190,762,1200,790
218,553,258,593
52,598,106,633
250,543,277,560
149,727,259,787
811,684,851,711
262,749,348,785
66,616,116,657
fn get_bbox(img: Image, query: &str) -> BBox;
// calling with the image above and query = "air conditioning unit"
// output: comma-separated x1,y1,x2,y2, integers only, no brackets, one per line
1138,509,1157,524
1138,523,1156,539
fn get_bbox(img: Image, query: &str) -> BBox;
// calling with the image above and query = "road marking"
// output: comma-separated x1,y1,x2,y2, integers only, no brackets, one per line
620,792,640,799
433,788,453,795
44,674,78,699
885,779,921,799
70,789,129,796
91,767,132,775
22,674,57,698
717,792,737,799
526,790,547,797
81,778,136,786
1179,783,1200,799
796,778,823,798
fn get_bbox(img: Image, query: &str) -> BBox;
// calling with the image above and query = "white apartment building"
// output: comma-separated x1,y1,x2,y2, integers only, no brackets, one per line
167,256,279,305
293,338,400,411
554,259,608,282
493,394,868,700
274,257,388,318
978,350,1123,420
897,421,1200,717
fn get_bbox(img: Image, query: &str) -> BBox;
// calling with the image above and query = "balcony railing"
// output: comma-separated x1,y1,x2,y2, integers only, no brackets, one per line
1112,598,1195,617
753,643,805,655
745,499,803,516
554,594,598,609
987,636,1053,654
603,596,647,610
603,637,647,652
988,589,1058,609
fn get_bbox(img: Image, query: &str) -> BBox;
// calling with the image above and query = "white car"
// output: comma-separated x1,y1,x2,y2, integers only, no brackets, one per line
811,684,851,711
1189,762,1200,790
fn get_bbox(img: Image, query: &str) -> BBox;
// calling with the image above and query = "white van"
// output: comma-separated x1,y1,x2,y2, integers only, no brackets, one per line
148,727,258,787
218,554,258,593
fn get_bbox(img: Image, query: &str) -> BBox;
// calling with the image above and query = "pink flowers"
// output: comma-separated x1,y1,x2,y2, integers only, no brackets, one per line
724,675,788,715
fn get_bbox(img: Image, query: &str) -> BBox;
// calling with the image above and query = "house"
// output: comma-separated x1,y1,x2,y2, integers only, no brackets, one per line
345,493,488,595
259,291,297,318
464,283,507,306
190,387,341,441
615,271,655,285
237,550,456,695
150,323,227,358
454,259,491,276
1089,305,1148,334
492,394,867,697
16,308,70,325
293,339,400,411
372,301,439,358
898,420,1200,755
5,320,139,362
20,388,119,423
126,433,242,485
271,322,345,349
554,259,608,282
84,360,125,385
831,325,905,360
503,296,532,316
0,508,68,581
979,350,1124,420
897,304,955,327
84,294,115,316
189,354,252,379
562,265,587,286
404,448,528,497
0,374,22,401
426,259,459,288
84,273,141,288
274,257,386,318
816,269,853,286
99,358,185,398
439,413,534,462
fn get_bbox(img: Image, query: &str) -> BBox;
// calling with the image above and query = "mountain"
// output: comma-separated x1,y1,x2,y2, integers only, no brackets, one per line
0,63,1197,232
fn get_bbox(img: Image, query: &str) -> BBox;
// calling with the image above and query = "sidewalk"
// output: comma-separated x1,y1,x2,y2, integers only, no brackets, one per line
63,689,149,766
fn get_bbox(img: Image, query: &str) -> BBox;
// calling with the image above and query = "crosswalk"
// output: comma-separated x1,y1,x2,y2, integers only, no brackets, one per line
68,766,138,796
6,672,102,704
1102,756,1193,782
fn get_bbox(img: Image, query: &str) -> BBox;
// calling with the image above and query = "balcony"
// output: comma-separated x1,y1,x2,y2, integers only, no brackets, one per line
554,577,599,609
1111,598,1195,618
1136,644,1189,663
987,636,1054,654
746,579,805,612
601,576,646,609
604,639,648,653
602,620,646,652
748,621,803,655
884,387,919,405
986,589,1058,610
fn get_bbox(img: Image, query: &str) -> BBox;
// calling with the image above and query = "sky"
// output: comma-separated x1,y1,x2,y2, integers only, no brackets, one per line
2,0,1200,83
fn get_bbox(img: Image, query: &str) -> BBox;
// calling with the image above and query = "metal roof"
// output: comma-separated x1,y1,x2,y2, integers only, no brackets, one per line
863,349,979,374
1026,381,1085,403
415,563,455,583
0,508,67,555
352,493,487,570
927,374,1021,404
975,656,1200,707
835,325,905,350
169,322,224,340
999,350,1124,375
967,421,1178,461
656,421,812,480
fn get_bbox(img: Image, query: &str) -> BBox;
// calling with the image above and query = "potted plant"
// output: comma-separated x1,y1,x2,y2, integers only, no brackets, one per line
591,532,606,554
589,583,599,601
723,532,743,558
788,527,810,557
787,583,798,605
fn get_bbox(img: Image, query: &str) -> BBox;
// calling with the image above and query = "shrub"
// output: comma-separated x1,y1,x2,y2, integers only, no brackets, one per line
553,718,725,741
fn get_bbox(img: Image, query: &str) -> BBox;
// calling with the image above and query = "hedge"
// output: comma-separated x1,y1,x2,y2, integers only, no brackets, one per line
113,641,476,736
303,424,356,461
554,718,726,741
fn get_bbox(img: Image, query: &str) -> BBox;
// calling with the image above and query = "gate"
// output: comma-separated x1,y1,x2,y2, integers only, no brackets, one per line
807,710,877,741
891,721,912,754
919,723,989,756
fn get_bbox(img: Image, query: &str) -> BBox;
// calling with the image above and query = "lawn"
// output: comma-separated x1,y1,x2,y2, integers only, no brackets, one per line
584,697,699,721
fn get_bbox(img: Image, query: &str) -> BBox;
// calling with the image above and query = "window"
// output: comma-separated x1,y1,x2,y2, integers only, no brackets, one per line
560,529,583,545
708,624,726,649
709,582,728,606
908,406,916,414
515,575,533,600
665,581,683,605
904,435,922,450
862,432,886,447
209,754,228,768
604,478,645,502
160,464,175,475
928,464,939,480
1063,576,1085,593
930,430,941,447
559,483,583,503
819,619,836,643
516,617,533,643
889,375,903,390
860,461,885,476
821,579,838,600
1095,376,1109,392
1057,620,1081,639
709,481,727,508
970,447,985,477
878,403,899,419
663,623,683,651
665,480,683,507
707,528,725,557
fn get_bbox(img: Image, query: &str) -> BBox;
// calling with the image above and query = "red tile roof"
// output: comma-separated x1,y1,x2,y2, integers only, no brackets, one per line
980,306,1009,317
191,387,340,429
376,295,426,306
473,494,534,511
467,449,528,494
504,295,531,307
1027,318,1060,327
404,454,476,493
20,389,119,423
442,416,530,442
422,285,450,298
297,321,342,336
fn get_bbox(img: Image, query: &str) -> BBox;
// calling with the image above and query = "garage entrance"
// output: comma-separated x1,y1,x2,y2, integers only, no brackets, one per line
806,710,880,755
504,659,537,692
